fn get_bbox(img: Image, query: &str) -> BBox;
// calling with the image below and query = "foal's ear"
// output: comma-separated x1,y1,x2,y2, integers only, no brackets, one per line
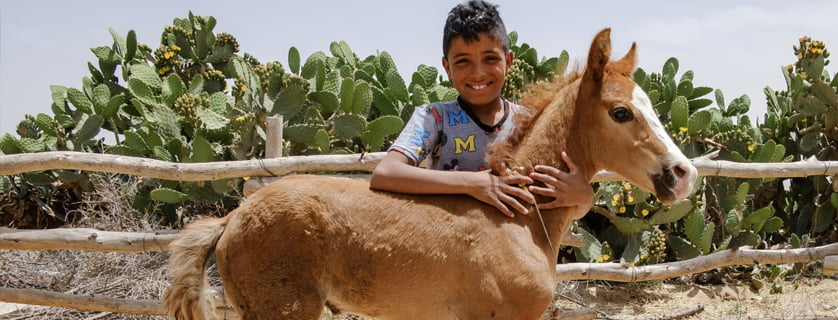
580,28,612,98
609,42,637,76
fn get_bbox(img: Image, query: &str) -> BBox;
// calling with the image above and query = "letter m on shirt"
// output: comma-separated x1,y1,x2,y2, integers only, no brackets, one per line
453,135,476,154
448,111,469,126
409,124,430,146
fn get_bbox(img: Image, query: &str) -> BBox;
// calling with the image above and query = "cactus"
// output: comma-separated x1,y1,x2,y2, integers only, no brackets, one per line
502,31,567,102
762,36,837,239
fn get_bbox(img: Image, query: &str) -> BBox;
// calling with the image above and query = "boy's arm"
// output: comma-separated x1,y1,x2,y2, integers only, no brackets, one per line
370,151,535,217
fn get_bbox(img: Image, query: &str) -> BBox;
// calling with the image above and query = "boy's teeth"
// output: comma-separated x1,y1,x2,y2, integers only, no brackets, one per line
472,84,487,89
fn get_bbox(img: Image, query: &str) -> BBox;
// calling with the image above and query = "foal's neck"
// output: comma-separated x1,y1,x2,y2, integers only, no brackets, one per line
511,81,593,180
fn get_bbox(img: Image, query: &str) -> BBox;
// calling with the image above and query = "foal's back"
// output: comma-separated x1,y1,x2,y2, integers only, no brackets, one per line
215,175,559,319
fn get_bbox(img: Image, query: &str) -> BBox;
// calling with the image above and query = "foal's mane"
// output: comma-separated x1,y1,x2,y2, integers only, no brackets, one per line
487,71,583,175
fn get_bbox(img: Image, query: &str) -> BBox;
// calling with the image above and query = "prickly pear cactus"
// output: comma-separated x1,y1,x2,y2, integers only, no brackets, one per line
502,31,567,102
762,36,837,240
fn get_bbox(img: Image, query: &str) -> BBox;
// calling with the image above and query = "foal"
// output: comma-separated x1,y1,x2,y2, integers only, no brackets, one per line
164,28,697,320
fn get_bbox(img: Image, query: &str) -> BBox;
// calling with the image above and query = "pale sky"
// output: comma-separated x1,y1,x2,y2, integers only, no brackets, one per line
2,1,837,137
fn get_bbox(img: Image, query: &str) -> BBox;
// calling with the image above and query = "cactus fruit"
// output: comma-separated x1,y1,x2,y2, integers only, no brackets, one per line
644,226,668,265
502,59,532,101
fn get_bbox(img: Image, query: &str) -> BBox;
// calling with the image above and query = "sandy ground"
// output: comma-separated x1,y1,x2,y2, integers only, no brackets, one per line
4,278,835,319
552,277,838,319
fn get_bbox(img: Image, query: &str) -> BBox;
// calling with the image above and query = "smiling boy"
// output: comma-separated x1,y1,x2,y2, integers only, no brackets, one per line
370,0,592,219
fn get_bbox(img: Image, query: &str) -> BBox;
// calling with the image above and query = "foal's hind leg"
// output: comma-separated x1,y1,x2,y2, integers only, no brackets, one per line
234,284,325,320
220,257,326,320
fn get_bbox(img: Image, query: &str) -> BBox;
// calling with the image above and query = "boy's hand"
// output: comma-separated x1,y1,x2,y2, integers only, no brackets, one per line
527,152,594,219
469,171,534,218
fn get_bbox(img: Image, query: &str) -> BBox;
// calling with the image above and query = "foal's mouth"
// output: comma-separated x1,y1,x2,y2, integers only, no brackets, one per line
652,165,688,204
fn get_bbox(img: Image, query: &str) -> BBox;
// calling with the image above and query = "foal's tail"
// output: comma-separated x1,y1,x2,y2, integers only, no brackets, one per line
163,216,228,320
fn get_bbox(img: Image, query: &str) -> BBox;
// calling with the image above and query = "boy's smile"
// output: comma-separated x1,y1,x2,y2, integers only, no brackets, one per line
443,32,513,114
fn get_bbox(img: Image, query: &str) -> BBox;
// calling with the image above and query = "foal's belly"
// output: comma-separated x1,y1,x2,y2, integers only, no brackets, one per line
321,219,557,320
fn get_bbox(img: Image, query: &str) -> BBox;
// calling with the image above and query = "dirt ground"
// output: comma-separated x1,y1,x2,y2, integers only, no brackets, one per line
550,277,838,319
1,250,836,320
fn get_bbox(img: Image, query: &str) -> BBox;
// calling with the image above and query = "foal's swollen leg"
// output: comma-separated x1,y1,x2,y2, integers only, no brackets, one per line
214,214,329,319
217,243,328,320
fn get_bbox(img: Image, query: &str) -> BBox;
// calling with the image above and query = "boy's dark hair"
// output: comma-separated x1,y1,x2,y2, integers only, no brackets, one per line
442,0,509,58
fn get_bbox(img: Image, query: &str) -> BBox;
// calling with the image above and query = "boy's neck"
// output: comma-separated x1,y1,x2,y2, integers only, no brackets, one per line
458,96,507,129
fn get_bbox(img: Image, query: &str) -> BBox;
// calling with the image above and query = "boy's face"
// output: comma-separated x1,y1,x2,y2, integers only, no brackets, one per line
442,33,514,109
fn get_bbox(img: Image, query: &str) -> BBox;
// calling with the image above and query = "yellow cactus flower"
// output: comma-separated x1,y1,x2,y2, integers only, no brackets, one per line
619,206,626,213
613,194,621,201
679,127,688,133
642,209,650,217
748,145,755,152
797,54,803,59
235,116,246,122
787,65,794,71
241,86,247,92
171,45,181,51
158,66,171,75
611,200,618,206
242,176,250,181
813,41,821,47
627,195,634,203
624,183,631,190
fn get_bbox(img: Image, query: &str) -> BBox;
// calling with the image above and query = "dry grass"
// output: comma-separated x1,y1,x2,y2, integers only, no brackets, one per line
0,173,173,319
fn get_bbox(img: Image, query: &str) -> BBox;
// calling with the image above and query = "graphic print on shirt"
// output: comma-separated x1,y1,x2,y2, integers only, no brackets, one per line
442,159,460,171
447,110,469,126
430,105,443,123
453,135,476,154
409,124,430,156
447,110,477,155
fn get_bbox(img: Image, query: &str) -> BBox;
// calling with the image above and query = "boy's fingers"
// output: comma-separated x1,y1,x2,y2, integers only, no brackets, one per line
529,172,563,188
496,193,526,216
501,174,533,185
503,196,529,215
561,152,580,173
490,198,515,217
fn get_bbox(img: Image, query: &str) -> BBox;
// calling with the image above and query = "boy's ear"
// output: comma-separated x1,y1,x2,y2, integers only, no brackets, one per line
505,50,515,71
441,56,451,78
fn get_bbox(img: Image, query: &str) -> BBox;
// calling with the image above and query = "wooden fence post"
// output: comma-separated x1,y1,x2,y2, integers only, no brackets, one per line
825,255,838,276
243,115,283,196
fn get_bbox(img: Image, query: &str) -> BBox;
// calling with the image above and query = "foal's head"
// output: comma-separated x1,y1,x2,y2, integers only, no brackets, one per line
576,28,697,204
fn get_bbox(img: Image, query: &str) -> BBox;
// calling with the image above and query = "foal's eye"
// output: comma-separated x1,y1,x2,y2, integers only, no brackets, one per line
609,107,633,123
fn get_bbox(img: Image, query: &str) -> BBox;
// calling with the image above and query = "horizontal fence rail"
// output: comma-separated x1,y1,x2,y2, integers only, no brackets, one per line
2,151,838,318
1,151,838,182
0,227,586,251
0,227,178,252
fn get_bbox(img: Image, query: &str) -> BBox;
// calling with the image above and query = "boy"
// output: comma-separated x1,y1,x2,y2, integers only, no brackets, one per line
369,0,592,219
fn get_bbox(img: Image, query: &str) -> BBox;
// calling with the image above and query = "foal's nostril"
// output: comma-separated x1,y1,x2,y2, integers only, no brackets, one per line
673,164,687,180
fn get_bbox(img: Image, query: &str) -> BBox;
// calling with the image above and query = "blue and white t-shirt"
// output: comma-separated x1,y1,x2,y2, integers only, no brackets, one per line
389,98,523,171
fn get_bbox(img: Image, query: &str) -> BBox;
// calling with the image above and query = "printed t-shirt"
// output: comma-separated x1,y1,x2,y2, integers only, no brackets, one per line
389,98,523,171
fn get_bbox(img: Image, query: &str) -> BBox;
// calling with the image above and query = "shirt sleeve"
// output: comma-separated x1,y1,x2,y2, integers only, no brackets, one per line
387,104,443,166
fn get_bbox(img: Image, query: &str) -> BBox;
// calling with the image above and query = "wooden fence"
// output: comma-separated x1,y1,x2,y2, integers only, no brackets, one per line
1,149,838,318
